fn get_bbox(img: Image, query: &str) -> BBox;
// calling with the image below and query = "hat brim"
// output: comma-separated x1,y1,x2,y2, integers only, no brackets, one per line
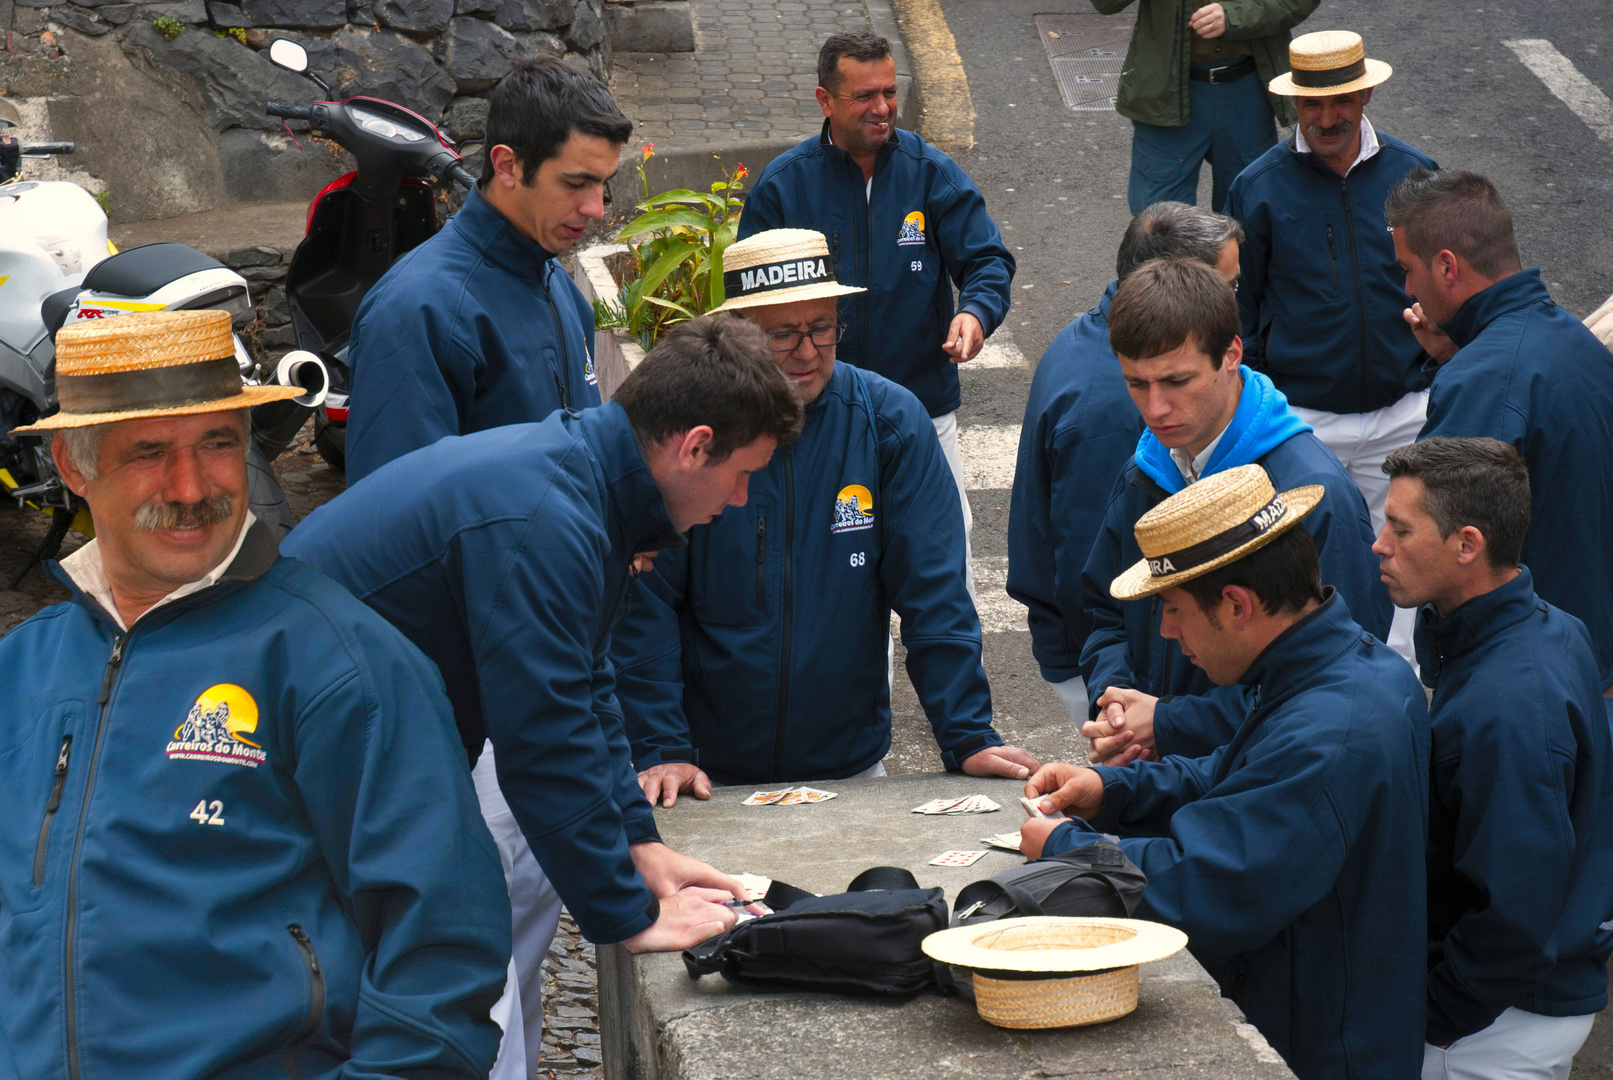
922,917,1187,974
10,383,305,433
709,279,866,314
1109,484,1325,602
1269,57,1392,97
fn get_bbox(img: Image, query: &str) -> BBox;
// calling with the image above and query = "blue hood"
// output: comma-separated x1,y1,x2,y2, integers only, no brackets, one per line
1133,367,1313,494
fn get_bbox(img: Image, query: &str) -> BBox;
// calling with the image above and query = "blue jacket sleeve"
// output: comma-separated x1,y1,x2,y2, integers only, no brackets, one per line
468,515,660,945
876,393,1002,769
591,648,662,846
1042,754,1229,858
1426,709,1583,1046
931,158,1015,337
612,549,699,771
1078,473,1141,704
1049,427,1143,674
737,170,786,240
1225,178,1271,365
1151,689,1256,759
293,619,510,1078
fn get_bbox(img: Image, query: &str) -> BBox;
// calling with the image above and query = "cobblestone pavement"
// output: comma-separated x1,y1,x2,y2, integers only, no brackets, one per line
608,0,872,155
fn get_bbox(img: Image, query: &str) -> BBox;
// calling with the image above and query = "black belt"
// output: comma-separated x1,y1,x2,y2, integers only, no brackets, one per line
1191,56,1256,85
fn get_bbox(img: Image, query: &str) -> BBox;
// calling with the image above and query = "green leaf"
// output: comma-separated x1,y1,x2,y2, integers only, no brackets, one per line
638,239,702,296
643,295,697,318
616,208,715,240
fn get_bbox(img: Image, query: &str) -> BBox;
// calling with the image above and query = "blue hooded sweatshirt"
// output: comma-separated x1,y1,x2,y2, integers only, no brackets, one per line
1079,367,1392,752
1007,281,1144,682
284,404,680,945
0,521,511,1080
1420,268,1613,691
738,122,1015,418
611,362,1000,784
1416,568,1613,1047
344,184,601,482
1046,592,1430,1080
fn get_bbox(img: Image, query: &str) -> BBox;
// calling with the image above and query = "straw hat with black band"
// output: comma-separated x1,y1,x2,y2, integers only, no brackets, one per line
709,228,865,313
1268,30,1392,97
13,310,300,433
1110,464,1324,602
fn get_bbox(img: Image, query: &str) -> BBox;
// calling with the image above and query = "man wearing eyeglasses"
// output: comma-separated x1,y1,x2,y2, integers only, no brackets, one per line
738,30,1016,592
610,229,1038,803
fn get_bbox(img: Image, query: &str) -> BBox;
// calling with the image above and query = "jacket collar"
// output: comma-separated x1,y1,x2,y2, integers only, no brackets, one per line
1440,268,1551,350
1414,567,1540,685
1238,588,1360,703
817,119,901,177
1133,367,1312,495
805,359,858,418
450,184,559,280
1095,279,1118,324
576,402,685,555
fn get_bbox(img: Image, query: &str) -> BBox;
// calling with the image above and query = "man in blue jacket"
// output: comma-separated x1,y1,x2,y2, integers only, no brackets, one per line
1373,437,1613,1077
1023,464,1429,1079
285,316,801,1071
342,56,630,481
612,230,1038,803
738,30,1016,578
1,311,511,1079
1386,169,1613,707
1077,258,1390,765
1008,202,1240,723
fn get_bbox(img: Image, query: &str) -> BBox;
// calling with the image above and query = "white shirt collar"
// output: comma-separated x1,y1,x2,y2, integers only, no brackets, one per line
60,511,257,631
1170,427,1228,486
1294,113,1380,175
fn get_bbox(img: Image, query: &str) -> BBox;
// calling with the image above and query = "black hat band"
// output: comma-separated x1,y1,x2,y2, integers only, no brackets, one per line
1146,495,1289,578
57,355,243,415
1290,57,1368,88
722,255,837,300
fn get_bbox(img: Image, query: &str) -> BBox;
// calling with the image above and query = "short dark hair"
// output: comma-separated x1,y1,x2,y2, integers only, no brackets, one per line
615,316,803,460
817,31,892,94
482,56,633,187
1382,437,1530,570
1383,169,1523,280
1108,258,1240,367
1177,525,1324,619
1116,202,1245,281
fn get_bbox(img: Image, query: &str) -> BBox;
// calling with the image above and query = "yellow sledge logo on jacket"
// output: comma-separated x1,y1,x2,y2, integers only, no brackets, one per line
166,684,268,768
896,211,926,247
831,484,875,534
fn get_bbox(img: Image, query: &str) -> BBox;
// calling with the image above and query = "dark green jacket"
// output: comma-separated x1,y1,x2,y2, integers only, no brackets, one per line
1095,0,1316,128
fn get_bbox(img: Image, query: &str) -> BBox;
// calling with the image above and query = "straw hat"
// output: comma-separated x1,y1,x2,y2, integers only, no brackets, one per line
1268,30,1392,97
1109,464,1323,602
709,228,865,314
922,917,1188,1029
13,310,300,432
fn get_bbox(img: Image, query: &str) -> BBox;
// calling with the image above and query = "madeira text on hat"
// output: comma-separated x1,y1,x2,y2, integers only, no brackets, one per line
710,228,866,314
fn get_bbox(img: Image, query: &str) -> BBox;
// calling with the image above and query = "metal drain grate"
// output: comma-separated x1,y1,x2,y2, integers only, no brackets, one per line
1035,12,1136,111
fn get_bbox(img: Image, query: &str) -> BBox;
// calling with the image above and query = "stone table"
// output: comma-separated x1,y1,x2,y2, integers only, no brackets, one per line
599,772,1295,1080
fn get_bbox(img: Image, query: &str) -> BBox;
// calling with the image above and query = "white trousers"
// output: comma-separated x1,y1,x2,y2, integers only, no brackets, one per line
474,743,564,1080
931,411,976,603
1048,675,1089,726
1421,1007,1595,1080
1291,389,1428,667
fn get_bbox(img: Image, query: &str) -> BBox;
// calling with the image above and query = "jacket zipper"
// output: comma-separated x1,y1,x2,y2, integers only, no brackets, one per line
1339,179,1369,411
540,269,573,411
64,634,125,1080
285,924,325,1079
1324,224,1340,292
32,735,73,887
859,177,872,367
755,515,767,610
770,451,795,782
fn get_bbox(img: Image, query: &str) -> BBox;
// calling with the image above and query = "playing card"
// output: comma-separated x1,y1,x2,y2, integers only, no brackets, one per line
981,832,1023,852
911,796,968,814
929,849,989,867
1020,795,1056,819
743,788,792,806
733,873,772,901
777,786,838,805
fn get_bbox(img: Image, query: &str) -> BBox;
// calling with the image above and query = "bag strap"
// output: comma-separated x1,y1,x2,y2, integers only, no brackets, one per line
848,866,921,892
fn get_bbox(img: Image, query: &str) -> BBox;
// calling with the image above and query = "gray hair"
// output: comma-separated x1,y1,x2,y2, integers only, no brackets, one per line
1117,202,1245,282
54,409,252,483
1383,168,1523,280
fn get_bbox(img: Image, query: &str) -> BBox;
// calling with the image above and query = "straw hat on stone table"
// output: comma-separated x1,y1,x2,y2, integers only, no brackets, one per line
1269,30,1392,97
13,309,300,432
709,228,864,313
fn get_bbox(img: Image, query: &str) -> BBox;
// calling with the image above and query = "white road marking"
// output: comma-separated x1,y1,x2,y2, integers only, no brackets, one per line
961,329,1029,371
1504,39,1613,142
958,423,1021,490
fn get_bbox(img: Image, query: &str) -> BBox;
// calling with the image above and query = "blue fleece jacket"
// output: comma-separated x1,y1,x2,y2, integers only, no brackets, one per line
1007,282,1144,682
738,122,1015,417
344,184,601,482
1225,128,1437,413
1416,569,1613,1046
1420,268,1613,690
612,363,1000,784
0,521,511,1079
284,405,679,944
1046,593,1430,1079
1079,368,1392,751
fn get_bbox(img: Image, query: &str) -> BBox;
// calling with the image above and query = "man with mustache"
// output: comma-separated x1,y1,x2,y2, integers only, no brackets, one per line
1225,31,1437,662
738,30,1015,593
0,311,513,1079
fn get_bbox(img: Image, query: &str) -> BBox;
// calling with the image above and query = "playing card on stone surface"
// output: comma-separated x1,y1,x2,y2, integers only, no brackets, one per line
777,786,838,805
929,849,989,867
981,832,1022,852
911,797,968,814
743,788,792,806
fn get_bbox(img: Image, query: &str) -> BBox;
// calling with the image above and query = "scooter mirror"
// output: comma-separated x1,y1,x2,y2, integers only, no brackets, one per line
268,39,309,73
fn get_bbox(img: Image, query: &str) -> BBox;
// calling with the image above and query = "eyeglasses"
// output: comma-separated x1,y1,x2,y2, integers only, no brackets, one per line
765,322,846,353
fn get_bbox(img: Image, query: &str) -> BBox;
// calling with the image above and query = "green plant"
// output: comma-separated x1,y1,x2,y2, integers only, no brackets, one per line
599,147,748,349
152,14,184,38
92,189,111,215
214,26,247,42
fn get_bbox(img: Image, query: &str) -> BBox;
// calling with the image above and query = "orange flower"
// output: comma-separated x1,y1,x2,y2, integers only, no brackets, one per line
641,143,655,161
735,163,748,180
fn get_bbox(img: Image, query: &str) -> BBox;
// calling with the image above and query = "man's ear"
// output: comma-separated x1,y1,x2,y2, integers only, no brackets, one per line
815,85,833,117
673,425,716,469
488,144,524,191
1360,87,1374,108
50,435,91,497
1453,524,1487,567
1223,583,1259,631
1433,249,1462,291
1221,333,1244,373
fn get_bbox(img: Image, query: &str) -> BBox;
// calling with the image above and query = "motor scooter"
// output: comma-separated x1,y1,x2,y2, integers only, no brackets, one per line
263,38,478,470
